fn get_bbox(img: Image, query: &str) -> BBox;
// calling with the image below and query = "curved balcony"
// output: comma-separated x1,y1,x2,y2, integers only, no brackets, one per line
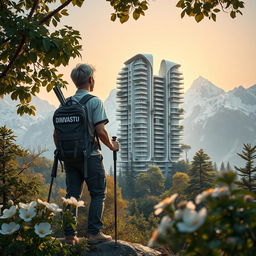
134,102,148,111
154,82,164,88
134,83,148,91
133,65,148,71
135,95,148,101
170,75,184,81
155,105,164,111
154,76,164,82
117,84,128,90
133,76,148,82
133,70,148,76
116,108,128,114
155,101,164,107
134,119,147,124
134,90,147,96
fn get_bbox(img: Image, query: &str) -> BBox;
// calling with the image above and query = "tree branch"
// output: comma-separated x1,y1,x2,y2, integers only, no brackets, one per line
39,0,73,25
28,0,39,20
0,36,26,80
0,0,75,79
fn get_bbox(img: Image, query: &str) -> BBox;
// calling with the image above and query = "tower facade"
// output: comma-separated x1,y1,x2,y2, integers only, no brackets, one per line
116,54,183,174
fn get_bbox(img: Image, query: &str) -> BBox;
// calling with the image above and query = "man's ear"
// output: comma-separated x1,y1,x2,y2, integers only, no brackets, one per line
88,76,93,84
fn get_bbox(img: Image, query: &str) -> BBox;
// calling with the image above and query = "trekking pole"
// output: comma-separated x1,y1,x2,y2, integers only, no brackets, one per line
112,136,118,246
47,150,58,203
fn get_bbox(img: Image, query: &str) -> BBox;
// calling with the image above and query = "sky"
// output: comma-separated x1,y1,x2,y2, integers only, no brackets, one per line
39,0,256,106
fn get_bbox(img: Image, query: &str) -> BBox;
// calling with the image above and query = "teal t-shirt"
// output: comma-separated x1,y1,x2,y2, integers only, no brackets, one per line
72,89,109,155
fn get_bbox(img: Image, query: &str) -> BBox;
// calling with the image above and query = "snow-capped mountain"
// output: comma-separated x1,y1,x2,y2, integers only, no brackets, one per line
183,76,256,167
0,96,55,148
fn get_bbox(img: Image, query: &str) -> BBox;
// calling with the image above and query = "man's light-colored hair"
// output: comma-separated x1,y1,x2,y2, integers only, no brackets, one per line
70,64,95,88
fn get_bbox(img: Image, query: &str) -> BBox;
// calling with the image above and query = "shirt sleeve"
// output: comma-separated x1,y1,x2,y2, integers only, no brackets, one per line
91,97,109,127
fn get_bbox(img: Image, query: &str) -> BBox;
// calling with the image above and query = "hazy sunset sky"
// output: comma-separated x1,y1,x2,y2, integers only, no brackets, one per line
39,0,256,106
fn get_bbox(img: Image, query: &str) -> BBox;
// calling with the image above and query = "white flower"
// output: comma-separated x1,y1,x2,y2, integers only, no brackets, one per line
19,201,37,209
177,207,207,233
0,205,17,219
19,207,36,222
62,197,84,207
0,222,20,235
195,188,215,204
211,186,230,198
34,222,52,238
154,193,178,215
37,199,49,207
158,216,172,236
174,209,183,220
186,201,196,210
46,203,62,213
8,200,14,206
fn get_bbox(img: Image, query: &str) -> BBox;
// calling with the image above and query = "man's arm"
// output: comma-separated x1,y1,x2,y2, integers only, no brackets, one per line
95,123,119,151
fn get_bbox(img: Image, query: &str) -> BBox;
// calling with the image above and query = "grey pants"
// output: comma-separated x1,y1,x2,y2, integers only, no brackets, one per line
64,154,106,236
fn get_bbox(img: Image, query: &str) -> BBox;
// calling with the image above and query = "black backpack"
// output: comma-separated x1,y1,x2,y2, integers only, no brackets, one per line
53,94,99,176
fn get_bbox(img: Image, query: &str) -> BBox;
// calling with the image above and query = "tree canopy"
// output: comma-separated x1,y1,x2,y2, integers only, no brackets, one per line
0,0,245,115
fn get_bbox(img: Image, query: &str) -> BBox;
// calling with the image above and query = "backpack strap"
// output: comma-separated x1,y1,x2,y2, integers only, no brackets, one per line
79,94,95,105
79,94,102,151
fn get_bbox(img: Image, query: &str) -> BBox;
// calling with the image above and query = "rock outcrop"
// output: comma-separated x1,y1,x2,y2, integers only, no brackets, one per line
87,240,162,256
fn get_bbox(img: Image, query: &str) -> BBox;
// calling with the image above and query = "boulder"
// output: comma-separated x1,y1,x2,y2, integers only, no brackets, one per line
87,240,162,256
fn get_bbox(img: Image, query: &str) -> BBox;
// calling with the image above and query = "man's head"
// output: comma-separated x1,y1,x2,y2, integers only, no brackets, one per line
70,64,95,91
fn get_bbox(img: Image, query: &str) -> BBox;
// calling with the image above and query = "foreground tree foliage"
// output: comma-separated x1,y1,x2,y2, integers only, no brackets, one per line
0,126,46,208
0,0,245,115
149,171,256,256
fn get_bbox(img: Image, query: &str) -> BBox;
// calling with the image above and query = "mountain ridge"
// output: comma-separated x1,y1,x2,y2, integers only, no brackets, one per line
0,78,255,169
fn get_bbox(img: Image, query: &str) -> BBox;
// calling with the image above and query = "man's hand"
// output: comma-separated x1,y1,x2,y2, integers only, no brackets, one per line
111,139,119,152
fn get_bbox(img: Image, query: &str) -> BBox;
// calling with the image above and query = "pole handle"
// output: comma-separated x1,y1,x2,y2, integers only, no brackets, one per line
112,136,117,161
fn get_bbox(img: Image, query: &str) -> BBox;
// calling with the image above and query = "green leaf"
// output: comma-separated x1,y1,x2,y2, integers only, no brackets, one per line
230,11,236,19
120,15,129,24
52,18,58,27
133,10,140,20
111,13,116,21
61,9,68,16
176,0,184,8
42,39,51,52
195,13,204,23
46,83,53,92
181,9,186,18
213,8,220,13
212,13,216,22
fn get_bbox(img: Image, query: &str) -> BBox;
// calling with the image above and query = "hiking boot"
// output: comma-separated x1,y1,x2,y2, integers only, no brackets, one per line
88,232,112,244
64,236,80,245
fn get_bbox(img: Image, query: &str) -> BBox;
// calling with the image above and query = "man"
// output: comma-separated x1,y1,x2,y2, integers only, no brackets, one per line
63,63,119,245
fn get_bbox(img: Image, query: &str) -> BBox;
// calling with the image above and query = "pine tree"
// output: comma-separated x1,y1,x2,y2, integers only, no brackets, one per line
220,162,226,172
186,149,217,199
235,144,256,192
213,162,218,172
226,161,232,172
0,126,41,207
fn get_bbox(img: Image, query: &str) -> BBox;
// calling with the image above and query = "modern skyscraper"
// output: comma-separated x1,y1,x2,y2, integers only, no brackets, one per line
116,54,184,174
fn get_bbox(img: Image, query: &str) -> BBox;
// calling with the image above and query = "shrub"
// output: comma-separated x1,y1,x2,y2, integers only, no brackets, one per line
149,171,256,256
0,197,84,255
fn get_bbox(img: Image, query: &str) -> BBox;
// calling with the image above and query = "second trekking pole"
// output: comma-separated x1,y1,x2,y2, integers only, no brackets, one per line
112,136,118,246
